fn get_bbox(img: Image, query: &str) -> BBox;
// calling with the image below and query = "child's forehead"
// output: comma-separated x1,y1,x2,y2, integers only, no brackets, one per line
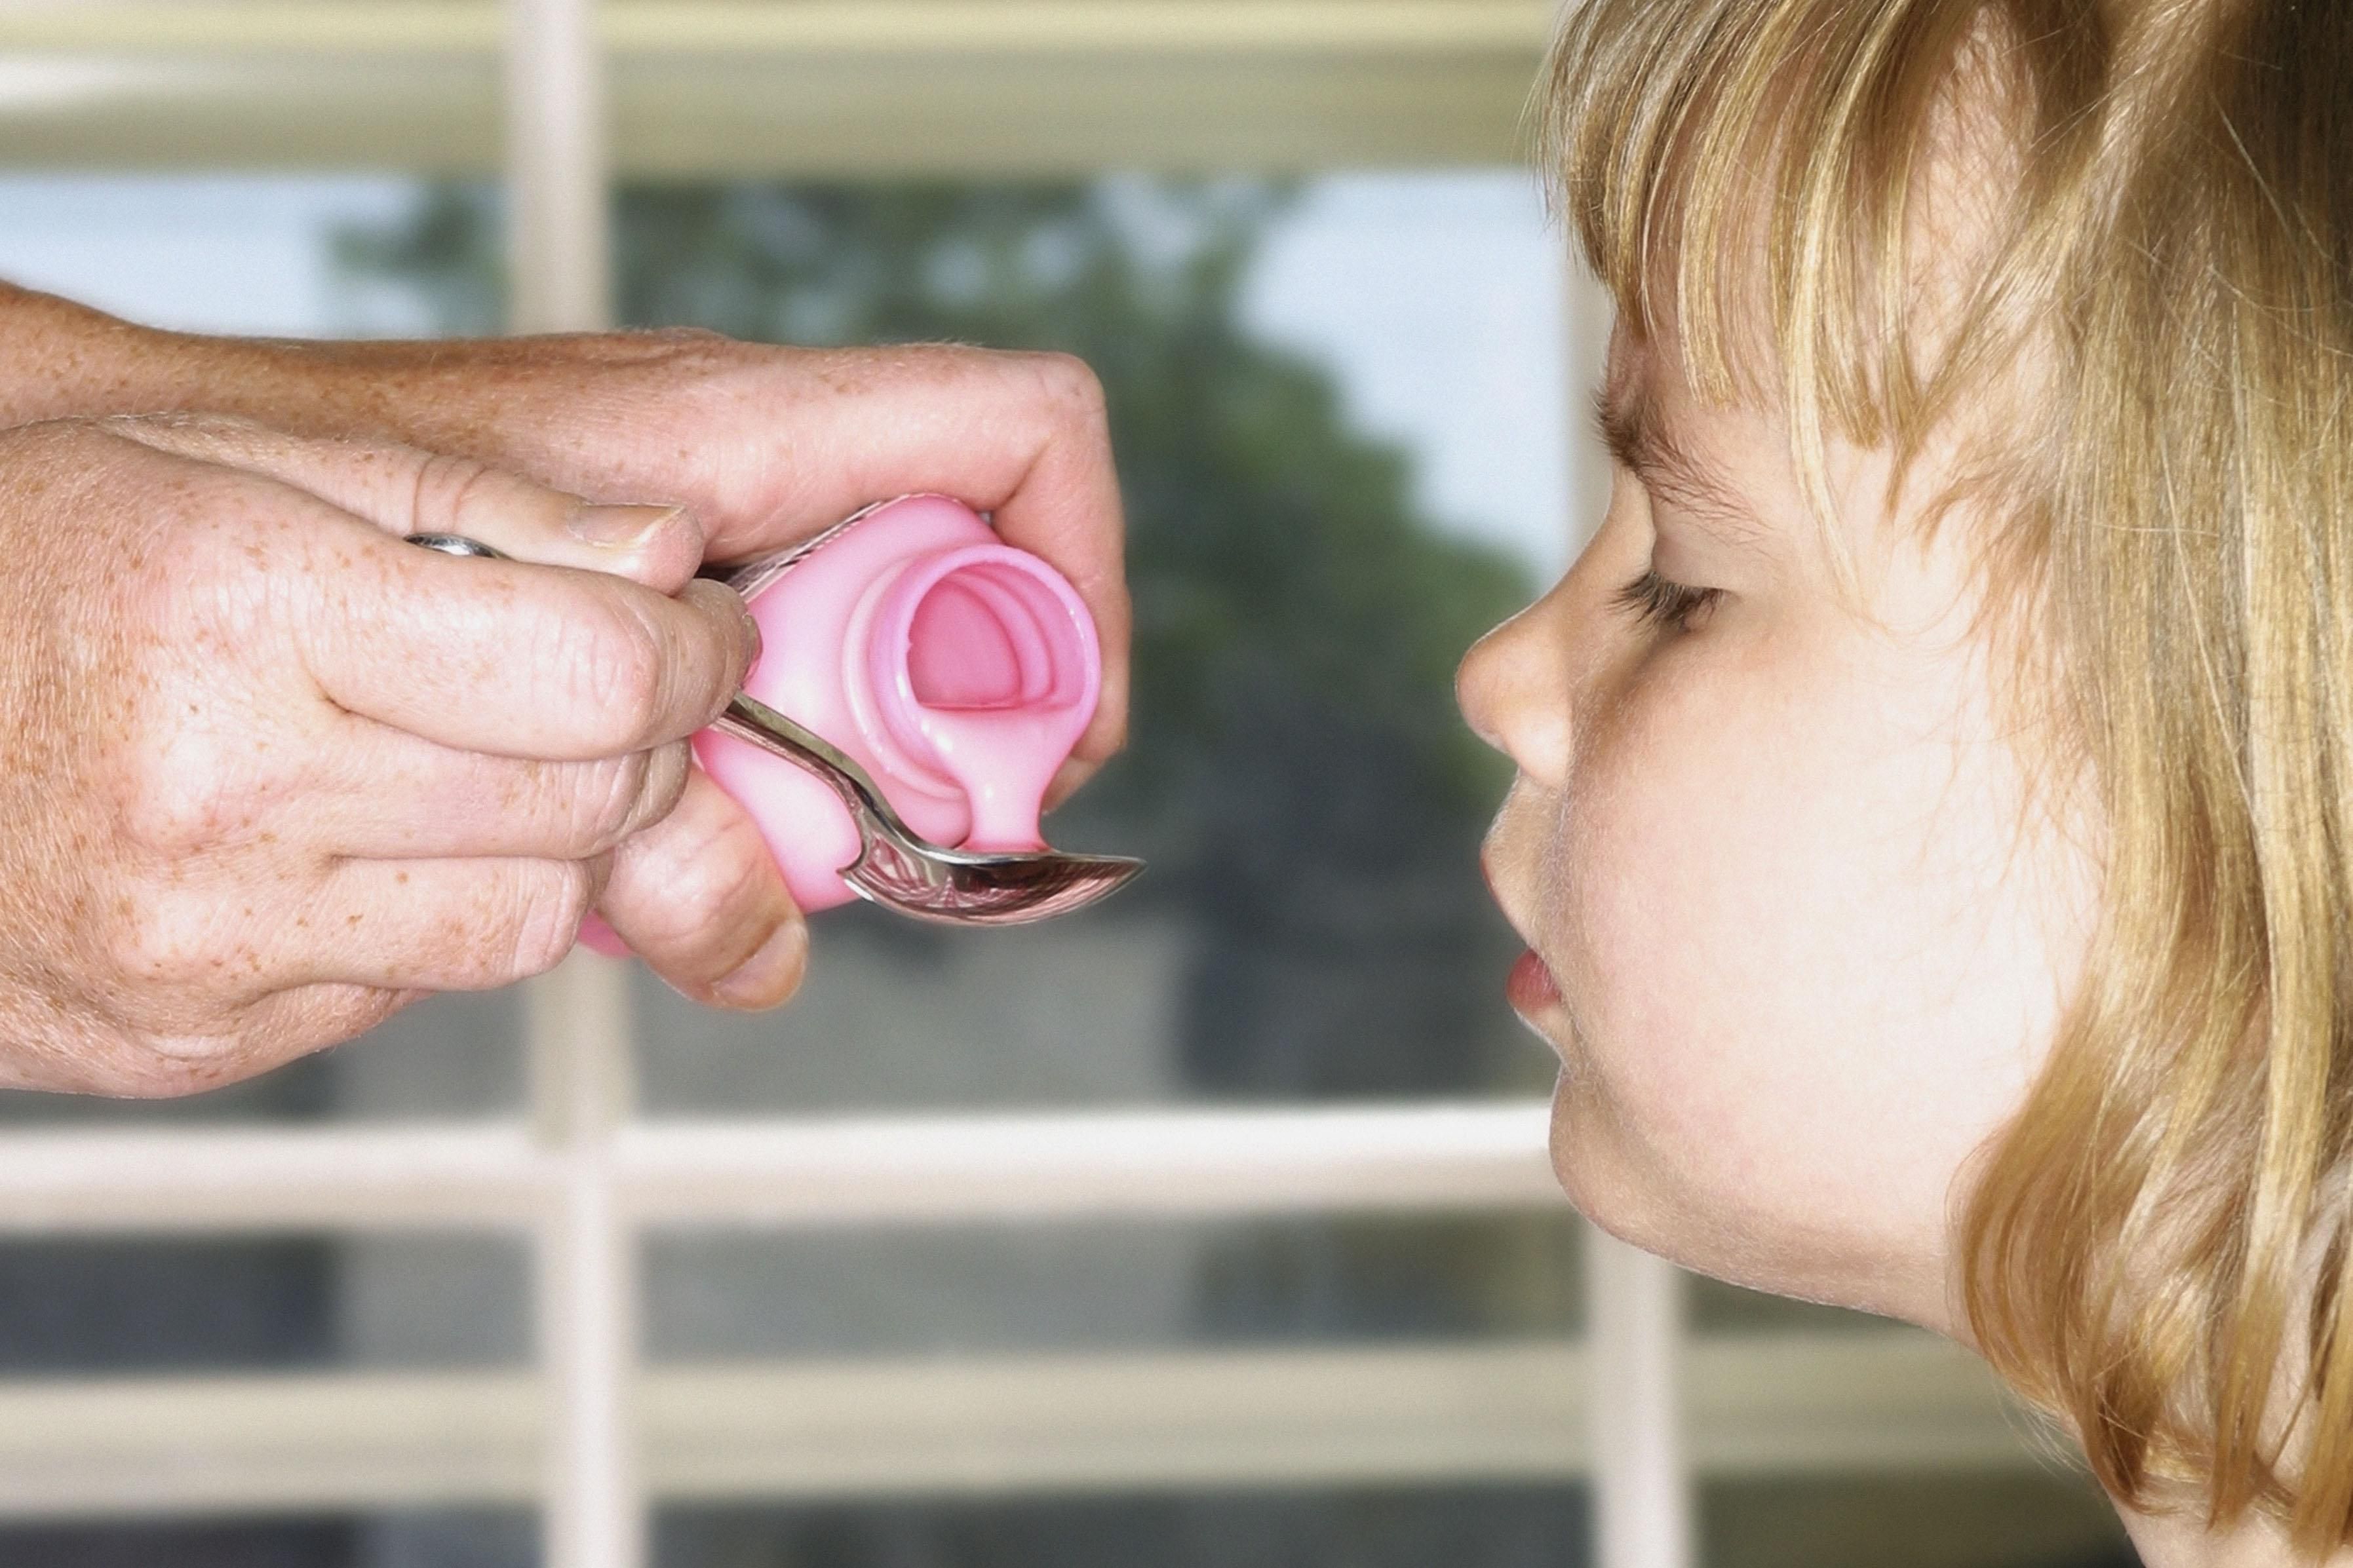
1562,9,2036,432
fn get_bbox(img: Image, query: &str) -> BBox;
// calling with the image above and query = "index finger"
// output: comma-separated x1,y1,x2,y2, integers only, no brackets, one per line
705,347,1130,771
295,522,757,760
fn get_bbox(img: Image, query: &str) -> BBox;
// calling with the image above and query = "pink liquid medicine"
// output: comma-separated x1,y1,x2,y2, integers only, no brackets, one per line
581,495,1102,955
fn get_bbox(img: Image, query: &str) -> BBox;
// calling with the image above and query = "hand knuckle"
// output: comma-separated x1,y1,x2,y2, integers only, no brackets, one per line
119,507,220,602
568,751,653,854
12,1015,225,1098
114,726,256,859
161,986,393,1088
102,889,225,993
118,495,277,645
412,451,504,528
1027,351,1108,423
646,812,769,942
553,603,667,748
499,862,595,981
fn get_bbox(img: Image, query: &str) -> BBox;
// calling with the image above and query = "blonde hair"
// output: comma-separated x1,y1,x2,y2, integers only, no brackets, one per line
1539,0,2353,1550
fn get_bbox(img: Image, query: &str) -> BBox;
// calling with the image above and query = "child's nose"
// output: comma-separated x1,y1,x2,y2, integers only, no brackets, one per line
1456,598,1574,792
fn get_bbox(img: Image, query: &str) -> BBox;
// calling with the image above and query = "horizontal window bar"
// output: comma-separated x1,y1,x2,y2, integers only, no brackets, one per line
0,1334,2030,1519
619,1102,1563,1227
0,1124,543,1234
0,3,1552,58
0,1103,1557,1234
0,3,1551,172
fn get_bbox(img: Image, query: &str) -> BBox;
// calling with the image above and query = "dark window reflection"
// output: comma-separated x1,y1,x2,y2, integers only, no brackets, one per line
0,1512,535,1568
0,1239,332,1375
0,1233,526,1374
1702,1475,2137,1568
659,1487,1589,1568
642,1212,1582,1362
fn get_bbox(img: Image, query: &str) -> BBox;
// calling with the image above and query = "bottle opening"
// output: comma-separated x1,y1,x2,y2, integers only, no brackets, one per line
904,560,1089,714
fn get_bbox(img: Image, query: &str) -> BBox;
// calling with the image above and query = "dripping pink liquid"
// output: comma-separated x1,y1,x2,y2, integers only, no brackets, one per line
872,546,1095,854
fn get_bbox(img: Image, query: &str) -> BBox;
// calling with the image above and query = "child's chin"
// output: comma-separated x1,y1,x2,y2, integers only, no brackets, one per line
1546,1075,1720,1274
1545,1073,1635,1223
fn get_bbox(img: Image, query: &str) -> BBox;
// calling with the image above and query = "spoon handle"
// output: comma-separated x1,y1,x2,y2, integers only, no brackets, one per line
711,694,912,845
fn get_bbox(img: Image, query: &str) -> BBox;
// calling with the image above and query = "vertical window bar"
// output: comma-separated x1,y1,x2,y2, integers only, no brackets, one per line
1587,1223,1695,1568
530,957,641,1568
505,0,634,1564
506,0,610,336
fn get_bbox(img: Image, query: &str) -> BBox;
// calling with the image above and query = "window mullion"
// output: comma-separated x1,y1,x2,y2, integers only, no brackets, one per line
507,0,633,1561
1586,1224,1694,1568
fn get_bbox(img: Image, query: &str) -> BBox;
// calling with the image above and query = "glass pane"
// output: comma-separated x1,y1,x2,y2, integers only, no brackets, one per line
644,1214,1580,1362
1701,1474,2133,1568
0,1511,535,1568
331,172,1568,1111
658,1487,1588,1568
0,174,451,337
0,1232,526,1373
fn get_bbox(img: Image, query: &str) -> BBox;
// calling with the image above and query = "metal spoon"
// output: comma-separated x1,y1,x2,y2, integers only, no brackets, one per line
406,531,1143,927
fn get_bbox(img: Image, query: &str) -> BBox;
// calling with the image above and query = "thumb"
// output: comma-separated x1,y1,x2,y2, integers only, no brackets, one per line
97,412,707,593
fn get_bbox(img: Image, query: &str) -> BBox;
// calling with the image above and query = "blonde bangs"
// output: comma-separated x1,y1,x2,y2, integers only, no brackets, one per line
1536,0,2105,467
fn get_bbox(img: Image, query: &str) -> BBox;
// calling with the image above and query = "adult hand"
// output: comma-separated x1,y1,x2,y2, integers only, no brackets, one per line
0,413,757,1095
163,329,1131,1005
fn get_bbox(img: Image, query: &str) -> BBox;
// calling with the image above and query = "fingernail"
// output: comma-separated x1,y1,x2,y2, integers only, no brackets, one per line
570,502,688,550
711,917,806,1009
710,581,761,666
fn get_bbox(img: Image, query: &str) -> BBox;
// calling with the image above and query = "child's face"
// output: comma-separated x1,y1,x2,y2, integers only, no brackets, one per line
1458,328,2097,1330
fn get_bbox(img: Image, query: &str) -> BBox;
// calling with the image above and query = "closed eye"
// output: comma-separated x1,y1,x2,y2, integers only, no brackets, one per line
1616,569,1724,632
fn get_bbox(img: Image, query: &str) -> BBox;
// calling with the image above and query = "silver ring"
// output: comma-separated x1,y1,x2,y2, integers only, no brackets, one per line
404,533,508,559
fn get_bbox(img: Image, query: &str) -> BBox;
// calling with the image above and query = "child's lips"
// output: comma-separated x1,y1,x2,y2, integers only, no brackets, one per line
1507,947,1563,1014
1482,848,1563,1016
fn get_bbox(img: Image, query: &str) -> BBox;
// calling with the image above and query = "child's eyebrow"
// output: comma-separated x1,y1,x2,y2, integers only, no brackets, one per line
1591,382,1764,547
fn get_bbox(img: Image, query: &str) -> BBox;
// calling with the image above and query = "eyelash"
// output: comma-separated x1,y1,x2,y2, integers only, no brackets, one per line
1615,569,1724,632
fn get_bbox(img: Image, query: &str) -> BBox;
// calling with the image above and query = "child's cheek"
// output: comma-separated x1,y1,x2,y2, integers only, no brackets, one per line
1544,624,1993,1290
1557,643,1831,1130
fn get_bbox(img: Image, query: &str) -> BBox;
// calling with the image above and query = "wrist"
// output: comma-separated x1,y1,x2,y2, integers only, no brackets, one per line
0,283,166,427
0,280,430,444
0,282,340,438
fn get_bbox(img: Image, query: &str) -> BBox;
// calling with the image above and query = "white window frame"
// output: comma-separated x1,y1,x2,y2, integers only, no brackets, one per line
0,7,2044,1568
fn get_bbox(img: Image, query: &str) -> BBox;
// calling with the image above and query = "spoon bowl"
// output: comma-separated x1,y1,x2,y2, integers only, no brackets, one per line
714,693,1142,925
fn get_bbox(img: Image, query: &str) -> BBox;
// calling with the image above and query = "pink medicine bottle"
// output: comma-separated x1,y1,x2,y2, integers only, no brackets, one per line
690,493,1103,915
